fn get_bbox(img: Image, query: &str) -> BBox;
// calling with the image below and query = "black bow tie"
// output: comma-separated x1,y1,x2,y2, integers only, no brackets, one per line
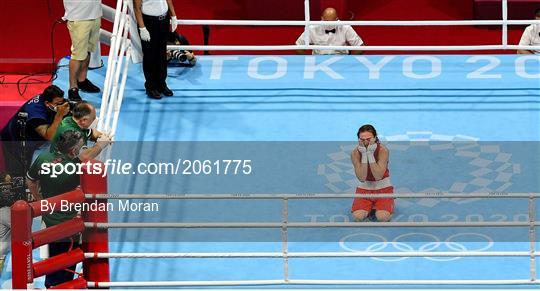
325,29,336,34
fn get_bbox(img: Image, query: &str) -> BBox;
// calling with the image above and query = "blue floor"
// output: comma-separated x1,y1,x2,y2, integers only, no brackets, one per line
2,55,540,288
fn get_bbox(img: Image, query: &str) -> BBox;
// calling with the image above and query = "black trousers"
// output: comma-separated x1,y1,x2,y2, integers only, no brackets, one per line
1,141,25,178
44,240,81,288
140,14,169,91
1,140,41,178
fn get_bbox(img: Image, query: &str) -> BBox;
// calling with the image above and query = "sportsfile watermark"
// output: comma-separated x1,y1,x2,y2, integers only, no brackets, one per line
9,141,538,242
39,159,253,178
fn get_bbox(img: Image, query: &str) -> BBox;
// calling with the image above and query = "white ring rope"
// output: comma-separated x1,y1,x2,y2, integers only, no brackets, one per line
167,18,540,51
88,279,538,287
85,192,539,229
175,19,540,26
85,221,539,229
86,193,540,199
85,251,539,259
168,44,540,51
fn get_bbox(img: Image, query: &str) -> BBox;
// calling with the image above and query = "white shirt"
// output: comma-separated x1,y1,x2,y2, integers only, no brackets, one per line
296,24,363,55
142,0,168,17
519,24,540,54
63,0,102,21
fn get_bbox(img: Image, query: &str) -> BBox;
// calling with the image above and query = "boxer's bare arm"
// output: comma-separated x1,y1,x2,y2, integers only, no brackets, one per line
369,145,389,180
351,149,368,181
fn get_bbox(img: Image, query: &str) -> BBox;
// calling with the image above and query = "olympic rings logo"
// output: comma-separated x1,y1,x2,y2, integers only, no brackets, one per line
339,232,494,262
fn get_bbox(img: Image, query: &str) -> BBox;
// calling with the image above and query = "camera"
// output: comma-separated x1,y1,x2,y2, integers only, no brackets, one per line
57,100,81,117
170,50,189,62
171,50,187,63
67,100,79,112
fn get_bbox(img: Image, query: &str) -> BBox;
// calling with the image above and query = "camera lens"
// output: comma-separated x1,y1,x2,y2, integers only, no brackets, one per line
179,53,187,62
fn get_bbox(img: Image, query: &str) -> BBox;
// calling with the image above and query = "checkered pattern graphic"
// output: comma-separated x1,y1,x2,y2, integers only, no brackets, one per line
318,132,520,208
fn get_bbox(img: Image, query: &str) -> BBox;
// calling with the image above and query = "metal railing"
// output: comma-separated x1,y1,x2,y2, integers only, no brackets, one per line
167,0,540,52
83,192,538,287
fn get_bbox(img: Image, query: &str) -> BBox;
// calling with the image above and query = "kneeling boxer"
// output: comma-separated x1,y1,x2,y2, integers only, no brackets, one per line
350,124,394,222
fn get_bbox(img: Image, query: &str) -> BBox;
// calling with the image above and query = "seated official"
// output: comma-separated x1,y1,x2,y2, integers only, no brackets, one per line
517,8,540,54
50,101,112,161
26,130,84,287
167,31,197,67
296,7,363,55
0,85,69,177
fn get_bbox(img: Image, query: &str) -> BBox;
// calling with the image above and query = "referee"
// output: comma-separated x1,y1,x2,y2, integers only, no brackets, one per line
133,0,178,99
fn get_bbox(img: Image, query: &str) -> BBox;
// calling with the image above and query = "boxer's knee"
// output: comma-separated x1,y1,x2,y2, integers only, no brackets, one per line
375,210,392,222
352,210,369,222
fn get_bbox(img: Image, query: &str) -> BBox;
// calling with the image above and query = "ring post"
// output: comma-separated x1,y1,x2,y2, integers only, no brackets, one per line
502,0,508,48
11,200,34,289
303,0,311,50
281,198,289,283
81,160,110,288
529,194,537,282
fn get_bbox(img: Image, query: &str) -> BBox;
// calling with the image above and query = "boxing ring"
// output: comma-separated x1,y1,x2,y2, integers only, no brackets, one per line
2,0,540,288
3,57,539,288
7,187,540,287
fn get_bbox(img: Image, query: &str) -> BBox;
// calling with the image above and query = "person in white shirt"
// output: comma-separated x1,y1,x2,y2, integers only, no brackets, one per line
296,7,364,55
517,8,540,55
133,0,178,99
63,0,103,101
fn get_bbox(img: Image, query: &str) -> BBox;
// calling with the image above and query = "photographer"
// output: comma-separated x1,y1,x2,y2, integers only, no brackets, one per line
50,101,112,162
1,85,70,177
167,31,197,67
26,130,84,287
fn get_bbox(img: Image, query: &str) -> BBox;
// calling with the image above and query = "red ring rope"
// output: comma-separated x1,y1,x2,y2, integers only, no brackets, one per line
11,160,110,289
